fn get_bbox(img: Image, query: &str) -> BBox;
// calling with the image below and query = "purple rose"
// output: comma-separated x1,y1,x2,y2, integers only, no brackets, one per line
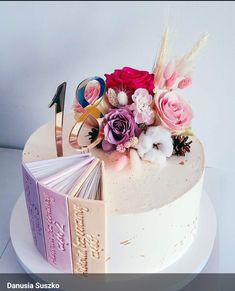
102,108,136,151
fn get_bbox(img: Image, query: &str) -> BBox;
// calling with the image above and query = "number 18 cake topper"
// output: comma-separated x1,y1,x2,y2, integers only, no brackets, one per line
48,82,66,157
49,77,106,157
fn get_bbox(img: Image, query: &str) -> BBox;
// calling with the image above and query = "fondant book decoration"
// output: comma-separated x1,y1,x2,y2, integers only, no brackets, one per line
22,165,47,259
22,153,106,273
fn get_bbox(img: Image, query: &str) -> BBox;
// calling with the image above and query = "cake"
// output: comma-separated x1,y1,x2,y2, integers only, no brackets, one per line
22,30,208,273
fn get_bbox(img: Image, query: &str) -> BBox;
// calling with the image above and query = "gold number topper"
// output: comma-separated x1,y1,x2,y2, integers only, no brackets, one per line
48,82,66,157
49,77,106,156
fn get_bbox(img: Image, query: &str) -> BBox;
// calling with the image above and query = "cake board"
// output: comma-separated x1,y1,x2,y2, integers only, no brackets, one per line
10,192,217,290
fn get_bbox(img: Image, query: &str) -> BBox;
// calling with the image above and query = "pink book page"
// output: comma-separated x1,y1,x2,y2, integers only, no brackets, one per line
38,183,73,273
22,164,47,259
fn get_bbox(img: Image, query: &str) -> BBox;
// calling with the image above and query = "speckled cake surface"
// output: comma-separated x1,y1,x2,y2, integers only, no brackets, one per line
23,114,204,214
22,114,204,272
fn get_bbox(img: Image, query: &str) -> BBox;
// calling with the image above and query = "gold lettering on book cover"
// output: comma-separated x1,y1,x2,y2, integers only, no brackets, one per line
72,204,102,273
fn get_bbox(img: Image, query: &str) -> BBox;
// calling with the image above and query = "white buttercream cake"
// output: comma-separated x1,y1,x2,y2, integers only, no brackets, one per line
23,114,204,273
21,30,208,273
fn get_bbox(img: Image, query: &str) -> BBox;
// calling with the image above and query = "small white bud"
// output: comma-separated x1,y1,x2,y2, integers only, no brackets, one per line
117,91,128,106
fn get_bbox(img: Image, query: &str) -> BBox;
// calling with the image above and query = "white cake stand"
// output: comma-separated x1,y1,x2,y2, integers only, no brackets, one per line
10,192,217,290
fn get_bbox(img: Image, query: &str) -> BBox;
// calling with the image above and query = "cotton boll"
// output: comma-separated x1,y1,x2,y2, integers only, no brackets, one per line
137,134,153,158
157,136,173,157
117,91,128,106
145,126,171,140
157,126,172,138
137,125,173,165
145,126,159,139
148,126,173,157
144,148,166,164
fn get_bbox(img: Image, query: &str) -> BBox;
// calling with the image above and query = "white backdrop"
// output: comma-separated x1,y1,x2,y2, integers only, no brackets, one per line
0,1,234,169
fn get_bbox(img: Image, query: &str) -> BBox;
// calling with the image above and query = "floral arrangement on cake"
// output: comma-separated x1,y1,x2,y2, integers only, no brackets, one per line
73,29,208,168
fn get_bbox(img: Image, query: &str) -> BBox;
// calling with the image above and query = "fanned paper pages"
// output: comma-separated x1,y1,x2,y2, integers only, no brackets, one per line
22,153,105,273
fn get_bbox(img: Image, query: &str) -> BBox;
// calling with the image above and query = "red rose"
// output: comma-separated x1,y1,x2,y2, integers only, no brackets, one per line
105,67,155,96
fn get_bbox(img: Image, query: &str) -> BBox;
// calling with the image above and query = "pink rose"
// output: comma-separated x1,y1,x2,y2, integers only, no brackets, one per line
155,91,193,132
105,67,155,97
178,77,192,89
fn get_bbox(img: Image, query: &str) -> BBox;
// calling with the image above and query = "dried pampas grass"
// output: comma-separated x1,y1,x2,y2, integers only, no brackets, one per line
153,27,170,85
177,33,209,76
